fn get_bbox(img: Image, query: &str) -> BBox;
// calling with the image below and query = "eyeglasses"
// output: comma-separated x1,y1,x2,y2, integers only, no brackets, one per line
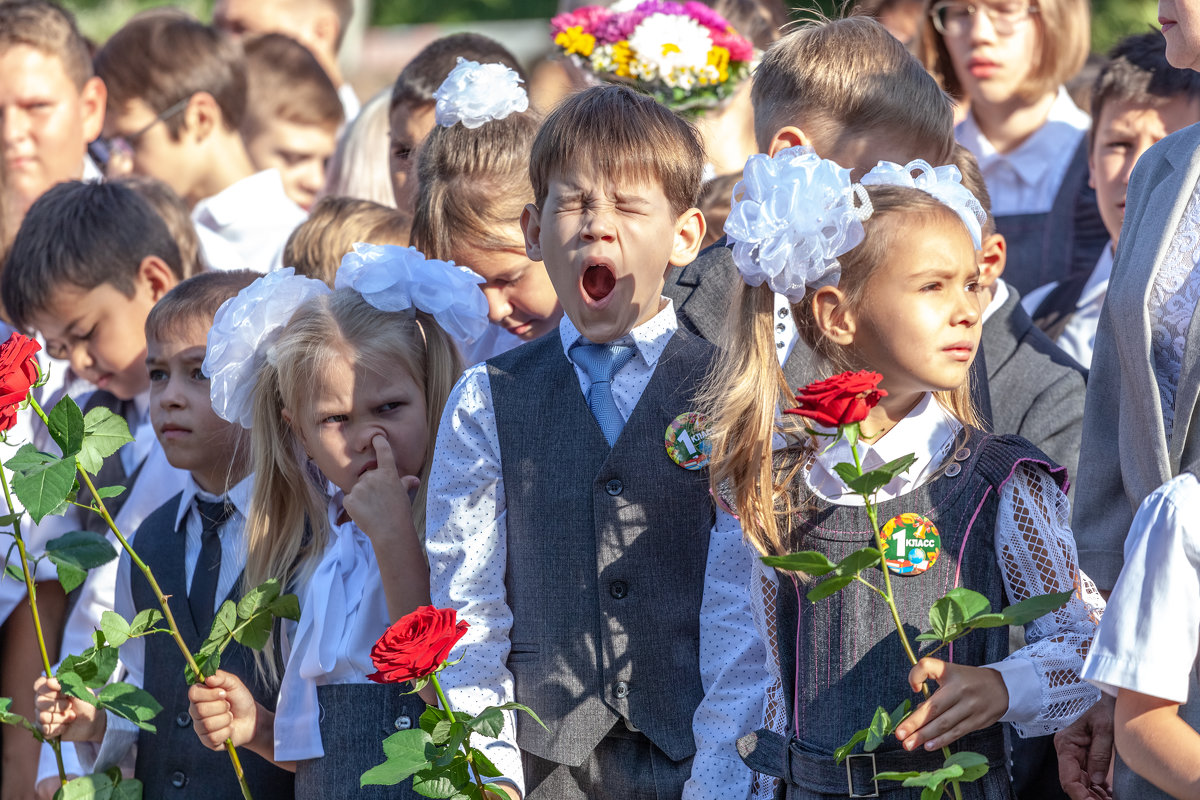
929,1,1039,37
103,95,192,176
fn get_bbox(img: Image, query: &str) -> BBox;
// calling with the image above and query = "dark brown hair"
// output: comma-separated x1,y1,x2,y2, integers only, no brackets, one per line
243,32,344,135
389,32,526,113
145,269,259,343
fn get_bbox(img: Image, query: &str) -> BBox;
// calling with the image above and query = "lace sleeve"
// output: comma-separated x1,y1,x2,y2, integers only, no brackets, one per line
995,462,1104,737
750,558,787,800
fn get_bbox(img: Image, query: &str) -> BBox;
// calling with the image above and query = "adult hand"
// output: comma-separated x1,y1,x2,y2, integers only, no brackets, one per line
1055,694,1114,800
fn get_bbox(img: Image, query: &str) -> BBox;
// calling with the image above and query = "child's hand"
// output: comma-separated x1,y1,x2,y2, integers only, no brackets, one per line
894,658,1009,751
34,676,105,742
344,434,420,542
187,670,261,750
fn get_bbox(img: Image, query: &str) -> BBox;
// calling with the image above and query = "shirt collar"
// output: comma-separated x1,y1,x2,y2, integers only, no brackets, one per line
174,472,253,530
806,393,962,504
557,297,679,370
958,87,1089,188
1077,245,1114,309
192,169,293,229
982,278,1010,324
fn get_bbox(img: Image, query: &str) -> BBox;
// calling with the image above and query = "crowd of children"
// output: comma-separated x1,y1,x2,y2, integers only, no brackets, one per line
2,0,1200,798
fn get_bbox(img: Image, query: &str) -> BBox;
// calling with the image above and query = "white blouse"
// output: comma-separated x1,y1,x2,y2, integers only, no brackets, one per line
690,395,1105,800
273,495,391,762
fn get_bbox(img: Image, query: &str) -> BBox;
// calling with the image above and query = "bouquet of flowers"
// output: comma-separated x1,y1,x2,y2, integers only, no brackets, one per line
550,0,753,114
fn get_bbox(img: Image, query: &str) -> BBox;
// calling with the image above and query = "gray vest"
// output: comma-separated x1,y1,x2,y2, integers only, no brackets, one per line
129,494,294,800
488,329,716,767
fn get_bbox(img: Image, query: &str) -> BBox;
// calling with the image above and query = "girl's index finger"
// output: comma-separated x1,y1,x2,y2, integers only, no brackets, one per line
371,434,396,469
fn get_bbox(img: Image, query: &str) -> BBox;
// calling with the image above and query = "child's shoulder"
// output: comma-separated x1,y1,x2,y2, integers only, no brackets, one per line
968,432,1068,493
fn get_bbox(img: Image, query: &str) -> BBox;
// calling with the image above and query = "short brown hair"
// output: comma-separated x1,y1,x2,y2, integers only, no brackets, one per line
411,110,540,261
950,144,994,236
389,33,527,114
145,269,259,345
283,196,410,286
243,32,344,136
1091,31,1200,140
0,1,92,89
753,16,955,165
920,0,1090,103
113,176,205,279
530,85,705,216
95,9,247,136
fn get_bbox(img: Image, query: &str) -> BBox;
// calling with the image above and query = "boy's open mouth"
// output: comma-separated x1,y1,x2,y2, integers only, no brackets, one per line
583,263,616,301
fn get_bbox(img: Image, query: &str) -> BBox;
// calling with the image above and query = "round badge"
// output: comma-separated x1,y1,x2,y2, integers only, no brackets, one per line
879,513,941,576
665,411,711,470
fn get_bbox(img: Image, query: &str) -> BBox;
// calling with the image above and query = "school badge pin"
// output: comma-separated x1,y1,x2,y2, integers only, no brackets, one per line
879,512,941,576
664,411,711,470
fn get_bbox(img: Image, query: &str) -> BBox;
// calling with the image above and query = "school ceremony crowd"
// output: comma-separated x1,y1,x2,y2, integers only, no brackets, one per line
1,0,1199,797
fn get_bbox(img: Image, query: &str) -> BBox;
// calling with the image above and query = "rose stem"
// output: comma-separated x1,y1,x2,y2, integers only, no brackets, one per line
29,398,255,800
0,463,67,782
850,433,963,800
429,673,490,798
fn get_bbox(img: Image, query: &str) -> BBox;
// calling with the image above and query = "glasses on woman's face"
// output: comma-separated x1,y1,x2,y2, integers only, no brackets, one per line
929,1,1039,37
102,95,192,177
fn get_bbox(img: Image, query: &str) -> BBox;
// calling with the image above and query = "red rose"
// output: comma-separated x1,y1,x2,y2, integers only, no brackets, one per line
784,370,886,428
0,333,40,434
367,605,470,685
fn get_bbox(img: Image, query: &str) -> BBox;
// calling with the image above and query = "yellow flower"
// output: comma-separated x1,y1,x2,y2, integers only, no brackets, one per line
612,40,634,78
707,45,731,83
661,42,682,56
555,25,595,58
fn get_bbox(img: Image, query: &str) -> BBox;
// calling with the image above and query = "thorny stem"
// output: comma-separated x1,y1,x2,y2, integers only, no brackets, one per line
30,397,255,800
430,673,491,799
0,464,67,782
849,431,963,800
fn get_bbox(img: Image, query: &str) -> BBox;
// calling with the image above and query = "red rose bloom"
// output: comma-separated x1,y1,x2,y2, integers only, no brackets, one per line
367,605,470,685
0,333,40,434
785,370,886,428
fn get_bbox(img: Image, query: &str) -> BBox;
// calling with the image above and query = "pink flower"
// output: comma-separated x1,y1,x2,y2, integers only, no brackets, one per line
711,28,754,62
551,6,612,36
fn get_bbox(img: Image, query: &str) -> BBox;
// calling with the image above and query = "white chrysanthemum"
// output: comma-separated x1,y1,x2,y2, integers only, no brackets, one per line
590,43,616,73
433,57,529,129
627,12,714,76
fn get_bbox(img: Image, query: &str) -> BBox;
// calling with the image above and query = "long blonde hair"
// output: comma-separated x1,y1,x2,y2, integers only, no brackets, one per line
702,185,979,558
244,289,462,681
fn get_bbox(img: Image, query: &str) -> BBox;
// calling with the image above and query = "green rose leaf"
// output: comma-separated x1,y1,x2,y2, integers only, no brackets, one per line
96,683,162,732
0,697,43,740
4,563,24,583
431,719,454,745
834,728,868,764
833,462,862,486
412,759,471,799
235,578,281,618
468,746,503,778
420,704,448,735
58,642,119,690
807,575,856,603
466,706,504,738
45,531,118,594
434,722,468,767
12,456,77,523
864,698,911,753
926,588,992,642
94,486,126,500
100,611,132,648
899,763,964,788
110,776,143,800
945,750,990,782
361,729,436,786
54,669,97,707
490,701,547,730
56,771,117,800
129,609,163,636
845,453,919,497
1000,591,1073,627
5,444,56,474
78,407,133,477
836,548,882,575
47,395,85,457
873,770,921,782
761,551,837,577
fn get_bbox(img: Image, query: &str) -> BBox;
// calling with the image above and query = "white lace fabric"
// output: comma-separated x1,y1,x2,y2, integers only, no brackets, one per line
746,451,1103,794
1147,179,1200,438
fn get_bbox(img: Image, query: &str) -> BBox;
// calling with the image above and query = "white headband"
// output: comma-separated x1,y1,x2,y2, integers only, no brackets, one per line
725,147,987,302
205,268,332,429
433,57,529,129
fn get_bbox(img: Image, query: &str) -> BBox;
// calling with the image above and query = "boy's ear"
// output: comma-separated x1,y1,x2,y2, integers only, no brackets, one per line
136,255,178,301
668,207,706,267
311,10,340,56
977,232,1006,288
80,77,107,145
811,285,856,346
520,204,543,262
181,92,222,143
766,126,814,157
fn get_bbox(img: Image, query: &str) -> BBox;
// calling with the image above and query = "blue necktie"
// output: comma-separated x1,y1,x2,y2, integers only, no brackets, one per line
189,499,231,635
570,342,636,447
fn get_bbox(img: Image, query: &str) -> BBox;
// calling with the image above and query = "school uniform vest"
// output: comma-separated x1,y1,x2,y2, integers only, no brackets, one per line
996,138,1109,296
741,432,1064,799
128,493,294,800
487,329,716,768
1113,464,1200,800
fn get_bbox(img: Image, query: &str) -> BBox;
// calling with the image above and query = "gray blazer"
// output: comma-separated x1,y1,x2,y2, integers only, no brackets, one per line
1074,122,1200,590
982,285,1086,493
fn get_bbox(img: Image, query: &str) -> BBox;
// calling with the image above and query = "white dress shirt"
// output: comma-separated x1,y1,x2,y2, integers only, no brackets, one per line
460,323,525,367
192,169,306,273
272,492,393,762
957,87,1090,217
36,394,190,782
1020,246,1113,369
696,395,1106,800
426,301,697,795
338,83,361,124
773,293,799,366
1083,472,1200,703
75,475,254,773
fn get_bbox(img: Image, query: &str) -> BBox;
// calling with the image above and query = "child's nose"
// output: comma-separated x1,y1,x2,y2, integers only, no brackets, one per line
483,287,512,323
580,210,616,242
